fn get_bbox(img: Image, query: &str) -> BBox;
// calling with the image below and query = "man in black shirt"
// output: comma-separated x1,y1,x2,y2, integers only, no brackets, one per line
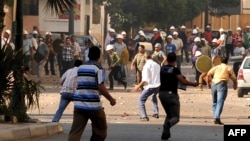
159,53,198,140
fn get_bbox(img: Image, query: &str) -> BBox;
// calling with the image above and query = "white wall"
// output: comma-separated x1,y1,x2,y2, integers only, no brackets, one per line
39,0,89,34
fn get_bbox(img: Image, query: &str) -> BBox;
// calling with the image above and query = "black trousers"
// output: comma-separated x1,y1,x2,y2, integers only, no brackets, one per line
109,66,126,88
159,91,180,134
45,53,56,75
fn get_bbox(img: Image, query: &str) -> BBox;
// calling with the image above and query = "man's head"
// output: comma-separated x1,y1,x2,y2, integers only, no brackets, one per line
66,37,71,45
154,43,161,51
71,35,76,42
173,32,178,39
88,46,101,61
74,60,83,67
144,50,153,60
116,34,123,43
237,39,243,47
23,30,28,39
61,33,66,40
167,52,176,63
211,38,218,47
201,38,206,45
221,57,228,64
4,29,11,38
138,45,145,53
166,35,173,43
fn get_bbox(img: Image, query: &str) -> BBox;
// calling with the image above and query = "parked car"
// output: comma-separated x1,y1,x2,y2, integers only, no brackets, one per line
237,56,250,97
75,35,102,60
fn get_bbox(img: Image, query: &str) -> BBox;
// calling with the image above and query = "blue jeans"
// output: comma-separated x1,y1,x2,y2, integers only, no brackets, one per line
211,82,228,119
138,87,159,118
52,92,74,122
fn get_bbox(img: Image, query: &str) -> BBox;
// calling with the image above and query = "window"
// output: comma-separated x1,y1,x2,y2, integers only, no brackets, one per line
243,58,250,69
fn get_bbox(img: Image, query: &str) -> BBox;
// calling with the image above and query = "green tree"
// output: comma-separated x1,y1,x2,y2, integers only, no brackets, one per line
96,0,240,31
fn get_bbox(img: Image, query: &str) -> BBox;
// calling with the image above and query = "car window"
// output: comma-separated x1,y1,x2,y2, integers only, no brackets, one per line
76,37,87,46
91,37,99,46
243,58,250,69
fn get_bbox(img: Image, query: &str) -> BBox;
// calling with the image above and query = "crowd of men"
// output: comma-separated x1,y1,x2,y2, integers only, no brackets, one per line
1,24,249,140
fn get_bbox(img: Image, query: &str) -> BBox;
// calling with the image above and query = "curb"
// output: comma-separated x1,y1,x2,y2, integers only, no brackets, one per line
0,122,63,141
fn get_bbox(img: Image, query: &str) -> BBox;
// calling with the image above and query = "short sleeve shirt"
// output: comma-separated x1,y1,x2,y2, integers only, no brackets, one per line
133,53,145,71
160,65,181,94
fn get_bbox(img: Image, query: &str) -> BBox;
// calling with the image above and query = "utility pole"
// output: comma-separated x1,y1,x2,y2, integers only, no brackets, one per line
68,7,74,35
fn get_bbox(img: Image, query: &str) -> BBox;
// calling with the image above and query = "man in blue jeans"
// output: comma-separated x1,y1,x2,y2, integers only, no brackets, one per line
206,57,237,125
159,53,198,140
52,60,83,122
132,51,161,121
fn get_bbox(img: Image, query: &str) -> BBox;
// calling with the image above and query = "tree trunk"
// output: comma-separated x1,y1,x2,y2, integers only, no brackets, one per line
15,0,23,51
0,0,6,47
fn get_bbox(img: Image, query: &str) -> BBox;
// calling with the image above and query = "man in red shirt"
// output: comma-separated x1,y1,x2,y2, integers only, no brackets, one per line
204,25,212,45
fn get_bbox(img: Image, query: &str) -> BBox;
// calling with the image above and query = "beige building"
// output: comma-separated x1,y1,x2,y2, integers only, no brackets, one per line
3,0,105,45
188,0,250,32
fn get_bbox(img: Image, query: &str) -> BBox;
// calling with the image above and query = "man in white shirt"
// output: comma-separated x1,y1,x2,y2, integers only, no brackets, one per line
172,31,183,71
132,51,161,121
52,60,83,122
71,35,82,61
218,28,226,57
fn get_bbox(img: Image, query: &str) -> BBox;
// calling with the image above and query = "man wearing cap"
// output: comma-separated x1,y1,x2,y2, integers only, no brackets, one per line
151,28,163,51
233,27,244,47
218,28,226,57
169,26,175,36
164,35,176,55
23,30,33,69
225,29,234,58
121,31,129,46
172,31,183,70
152,43,167,66
1,29,12,49
200,38,211,57
44,32,56,75
106,44,127,90
211,38,221,60
30,30,39,75
105,28,116,66
178,25,189,64
204,25,212,45
191,37,202,83
36,37,49,83
113,34,129,79
232,39,246,76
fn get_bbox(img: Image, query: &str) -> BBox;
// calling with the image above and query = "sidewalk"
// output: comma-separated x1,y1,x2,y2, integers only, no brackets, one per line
0,122,63,141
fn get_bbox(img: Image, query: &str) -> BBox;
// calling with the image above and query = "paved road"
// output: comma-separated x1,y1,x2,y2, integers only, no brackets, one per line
14,62,250,141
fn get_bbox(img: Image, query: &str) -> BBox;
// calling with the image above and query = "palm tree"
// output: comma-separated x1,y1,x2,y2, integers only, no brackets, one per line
0,0,76,122
45,0,76,35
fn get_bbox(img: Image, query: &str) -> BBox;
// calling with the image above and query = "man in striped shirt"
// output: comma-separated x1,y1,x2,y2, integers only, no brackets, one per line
68,46,116,141
52,60,83,122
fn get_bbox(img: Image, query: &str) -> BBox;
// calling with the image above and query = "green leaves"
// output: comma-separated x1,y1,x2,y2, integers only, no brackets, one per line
97,0,240,30
45,0,76,15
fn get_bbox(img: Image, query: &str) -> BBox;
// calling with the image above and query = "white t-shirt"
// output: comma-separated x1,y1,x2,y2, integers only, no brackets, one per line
142,59,161,90
172,38,183,55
